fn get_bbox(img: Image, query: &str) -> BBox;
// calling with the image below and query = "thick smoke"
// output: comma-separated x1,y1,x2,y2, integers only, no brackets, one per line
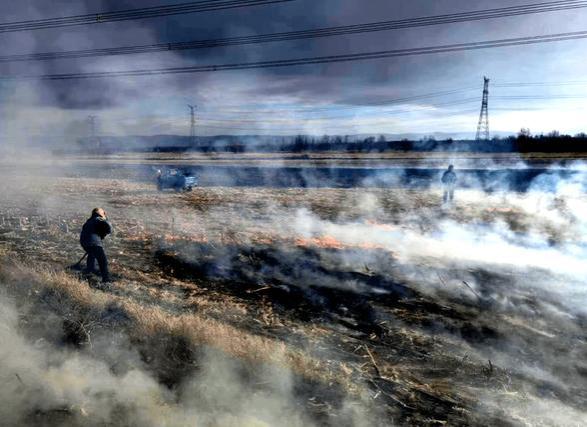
0,291,322,427
1,3,586,423
3,138,587,425
156,160,587,425
285,173,587,424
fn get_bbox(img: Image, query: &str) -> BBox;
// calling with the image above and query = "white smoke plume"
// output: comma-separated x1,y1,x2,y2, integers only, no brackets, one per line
0,292,321,427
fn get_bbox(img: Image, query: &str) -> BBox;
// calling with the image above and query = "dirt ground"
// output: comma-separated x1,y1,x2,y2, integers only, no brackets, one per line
0,167,586,426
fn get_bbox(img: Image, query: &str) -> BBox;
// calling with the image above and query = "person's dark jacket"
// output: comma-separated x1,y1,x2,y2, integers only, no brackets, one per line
441,170,457,185
80,214,112,247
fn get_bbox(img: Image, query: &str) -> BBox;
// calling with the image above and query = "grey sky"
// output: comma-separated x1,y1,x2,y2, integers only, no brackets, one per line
1,0,587,138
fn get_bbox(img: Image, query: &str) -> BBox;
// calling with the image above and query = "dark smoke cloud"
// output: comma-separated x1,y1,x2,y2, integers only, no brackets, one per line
1,0,587,114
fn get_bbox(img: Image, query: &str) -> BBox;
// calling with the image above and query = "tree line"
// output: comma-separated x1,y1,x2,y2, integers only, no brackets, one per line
74,130,587,154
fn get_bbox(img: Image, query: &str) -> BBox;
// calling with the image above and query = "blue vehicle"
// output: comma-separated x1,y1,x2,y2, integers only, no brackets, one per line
156,169,197,192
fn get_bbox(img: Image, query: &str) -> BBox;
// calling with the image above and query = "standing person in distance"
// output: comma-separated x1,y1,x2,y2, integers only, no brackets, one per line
441,165,457,204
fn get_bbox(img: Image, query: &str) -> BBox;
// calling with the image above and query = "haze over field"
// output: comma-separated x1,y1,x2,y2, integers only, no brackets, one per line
1,1,587,426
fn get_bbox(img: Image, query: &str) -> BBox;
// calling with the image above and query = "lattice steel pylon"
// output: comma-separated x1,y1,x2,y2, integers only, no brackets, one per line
87,114,100,150
188,104,196,142
475,76,490,141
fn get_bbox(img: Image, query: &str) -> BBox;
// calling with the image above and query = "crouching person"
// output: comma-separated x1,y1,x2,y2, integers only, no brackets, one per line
80,207,112,284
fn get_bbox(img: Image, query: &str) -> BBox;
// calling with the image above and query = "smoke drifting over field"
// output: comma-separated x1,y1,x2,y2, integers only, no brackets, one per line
1,146,587,425
156,165,587,425
2,1,587,425
296,183,587,424
0,153,386,426
0,131,587,426
0,290,326,427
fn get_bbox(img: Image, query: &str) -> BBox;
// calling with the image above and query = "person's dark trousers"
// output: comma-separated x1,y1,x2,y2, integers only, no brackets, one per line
83,245,110,282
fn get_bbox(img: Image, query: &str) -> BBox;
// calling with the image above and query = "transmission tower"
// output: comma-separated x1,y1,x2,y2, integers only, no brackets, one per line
188,104,196,143
87,115,96,137
87,115,100,150
475,77,490,141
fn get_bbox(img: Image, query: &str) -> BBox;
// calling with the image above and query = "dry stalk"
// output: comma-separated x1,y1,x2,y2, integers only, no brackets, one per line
364,345,381,377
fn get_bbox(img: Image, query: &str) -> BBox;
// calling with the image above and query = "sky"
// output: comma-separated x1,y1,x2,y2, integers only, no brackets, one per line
2,0,587,139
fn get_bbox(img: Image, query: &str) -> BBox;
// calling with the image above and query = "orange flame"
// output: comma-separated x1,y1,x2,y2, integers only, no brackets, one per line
365,219,397,231
162,233,209,243
159,230,390,253
295,235,346,249
294,235,385,251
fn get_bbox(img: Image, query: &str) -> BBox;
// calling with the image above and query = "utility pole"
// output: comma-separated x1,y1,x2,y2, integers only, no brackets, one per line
475,76,490,141
87,115,100,151
88,115,96,138
188,104,196,145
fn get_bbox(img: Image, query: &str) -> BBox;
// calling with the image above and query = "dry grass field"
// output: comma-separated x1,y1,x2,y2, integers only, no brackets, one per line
0,160,586,426
67,151,587,168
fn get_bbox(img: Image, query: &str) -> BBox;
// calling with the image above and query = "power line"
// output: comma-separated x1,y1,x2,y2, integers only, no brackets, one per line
0,0,295,33
107,98,479,126
11,92,587,136
493,95,587,99
13,103,584,136
88,90,480,126
198,99,481,122
202,89,479,116
161,113,478,134
7,28,587,81
11,91,587,136
8,97,587,136
175,90,584,116
494,80,587,87
1,1,586,61
101,92,587,128
149,106,481,130
146,93,587,119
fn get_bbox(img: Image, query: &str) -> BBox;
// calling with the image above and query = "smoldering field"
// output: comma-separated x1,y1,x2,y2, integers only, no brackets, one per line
0,156,586,426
